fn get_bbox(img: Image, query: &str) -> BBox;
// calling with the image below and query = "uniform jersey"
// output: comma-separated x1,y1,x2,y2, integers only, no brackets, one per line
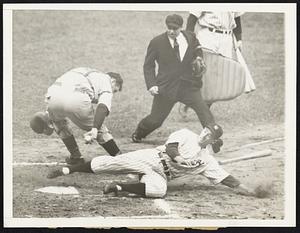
190,11,244,31
160,128,229,182
46,67,113,112
189,11,243,58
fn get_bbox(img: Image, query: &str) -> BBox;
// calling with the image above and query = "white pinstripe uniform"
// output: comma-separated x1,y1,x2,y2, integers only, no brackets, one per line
45,67,114,142
191,11,243,58
91,128,229,198
191,11,256,92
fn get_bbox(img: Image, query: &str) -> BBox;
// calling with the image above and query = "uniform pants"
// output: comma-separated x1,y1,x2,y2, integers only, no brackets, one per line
196,27,256,93
136,85,216,138
196,27,235,58
46,89,113,143
91,149,168,198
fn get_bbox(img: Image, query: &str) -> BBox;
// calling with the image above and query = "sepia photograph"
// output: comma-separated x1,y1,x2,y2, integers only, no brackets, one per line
3,3,296,228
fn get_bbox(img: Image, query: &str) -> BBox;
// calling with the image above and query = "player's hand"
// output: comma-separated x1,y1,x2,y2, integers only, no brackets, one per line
173,156,201,168
236,40,242,51
148,86,159,96
84,128,98,144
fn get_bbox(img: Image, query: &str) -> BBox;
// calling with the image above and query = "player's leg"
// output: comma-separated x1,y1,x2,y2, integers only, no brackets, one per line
218,33,235,58
45,90,84,165
196,27,220,53
52,119,84,165
132,95,175,142
66,94,121,156
104,173,167,198
96,125,121,156
182,27,219,115
47,148,159,178
180,89,223,143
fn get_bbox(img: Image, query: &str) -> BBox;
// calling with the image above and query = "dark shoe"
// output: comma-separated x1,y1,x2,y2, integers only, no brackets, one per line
131,133,142,143
211,124,223,139
212,139,223,153
47,168,64,179
103,182,119,195
65,157,85,165
198,128,216,148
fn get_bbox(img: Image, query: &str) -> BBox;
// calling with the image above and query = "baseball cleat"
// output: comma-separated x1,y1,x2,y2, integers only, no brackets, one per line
131,133,142,143
212,138,223,153
65,157,85,165
103,182,119,196
47,168,64,179
199,125,223,148
211,124,223,139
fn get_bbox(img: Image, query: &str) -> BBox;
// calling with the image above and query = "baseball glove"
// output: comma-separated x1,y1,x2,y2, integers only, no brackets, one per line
192,56,207,78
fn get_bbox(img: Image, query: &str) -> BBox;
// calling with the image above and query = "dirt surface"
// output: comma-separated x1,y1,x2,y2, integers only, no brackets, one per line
13,122,284,219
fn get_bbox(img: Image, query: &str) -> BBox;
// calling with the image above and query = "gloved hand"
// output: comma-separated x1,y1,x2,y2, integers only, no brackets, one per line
192,56,206,78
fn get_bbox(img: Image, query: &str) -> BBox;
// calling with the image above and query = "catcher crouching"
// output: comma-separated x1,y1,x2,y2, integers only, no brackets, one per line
30,67,123,165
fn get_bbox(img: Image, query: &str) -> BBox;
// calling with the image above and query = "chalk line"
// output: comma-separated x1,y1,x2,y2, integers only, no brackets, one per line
13,162,67,166
153,199,180,218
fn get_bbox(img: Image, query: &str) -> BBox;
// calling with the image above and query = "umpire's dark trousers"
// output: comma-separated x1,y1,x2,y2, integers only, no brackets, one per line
135,84,216,138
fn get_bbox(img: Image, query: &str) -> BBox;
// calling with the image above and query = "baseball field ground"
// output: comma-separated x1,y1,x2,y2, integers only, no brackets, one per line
10,9,287,223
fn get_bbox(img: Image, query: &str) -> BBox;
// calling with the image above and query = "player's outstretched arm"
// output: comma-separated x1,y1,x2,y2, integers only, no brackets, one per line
221,175,271,198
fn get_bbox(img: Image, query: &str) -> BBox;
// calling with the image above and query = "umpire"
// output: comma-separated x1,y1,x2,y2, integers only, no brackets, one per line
132,14,223,143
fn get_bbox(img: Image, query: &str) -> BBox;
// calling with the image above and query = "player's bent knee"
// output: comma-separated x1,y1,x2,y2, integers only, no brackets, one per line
55,121,73,139
145,187,167,198
141,175,167,198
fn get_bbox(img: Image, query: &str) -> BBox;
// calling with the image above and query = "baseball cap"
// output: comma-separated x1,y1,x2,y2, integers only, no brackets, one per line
30,111,49,134
165,14,183,29
107,72,123,91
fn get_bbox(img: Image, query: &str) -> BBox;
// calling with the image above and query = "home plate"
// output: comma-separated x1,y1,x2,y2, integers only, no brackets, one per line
35,186,79,195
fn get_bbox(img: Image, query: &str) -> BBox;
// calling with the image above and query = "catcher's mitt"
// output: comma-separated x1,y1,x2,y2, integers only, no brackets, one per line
192,56,207,78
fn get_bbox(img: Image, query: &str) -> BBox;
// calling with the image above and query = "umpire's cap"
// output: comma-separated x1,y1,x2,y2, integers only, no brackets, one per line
165,14,183,29
107,72,123,91
30,111,49,134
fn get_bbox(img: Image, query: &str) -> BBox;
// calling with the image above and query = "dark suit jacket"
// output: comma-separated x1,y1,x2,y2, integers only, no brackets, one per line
143,31,203,100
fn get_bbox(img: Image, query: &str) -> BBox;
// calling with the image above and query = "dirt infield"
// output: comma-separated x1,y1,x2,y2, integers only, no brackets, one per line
13,123,284,219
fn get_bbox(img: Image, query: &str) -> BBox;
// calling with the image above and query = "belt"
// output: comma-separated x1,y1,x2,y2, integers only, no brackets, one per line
207,27,232,34
158,152,171,177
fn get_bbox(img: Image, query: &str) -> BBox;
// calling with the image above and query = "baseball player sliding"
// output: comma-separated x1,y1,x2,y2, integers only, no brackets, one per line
30,67,123,165
47,127,261,198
